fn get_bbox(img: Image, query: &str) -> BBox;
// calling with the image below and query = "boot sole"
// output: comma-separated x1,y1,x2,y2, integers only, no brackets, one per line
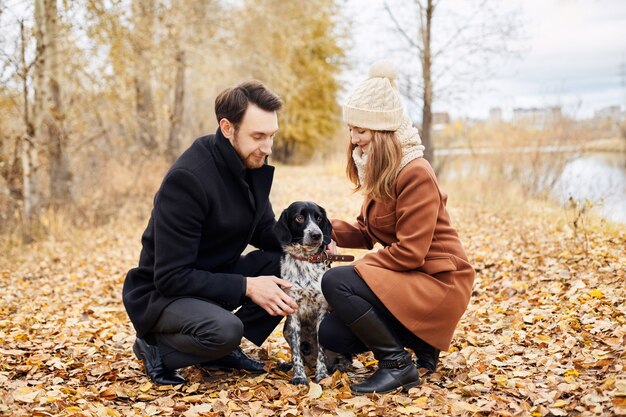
401,379,422,392
351,378,422,395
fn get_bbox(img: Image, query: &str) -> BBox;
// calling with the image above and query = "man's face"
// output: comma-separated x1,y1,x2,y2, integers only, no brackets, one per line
223,104,278,169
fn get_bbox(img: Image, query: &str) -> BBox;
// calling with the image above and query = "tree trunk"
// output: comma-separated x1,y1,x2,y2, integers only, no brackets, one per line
45,0,72,206
132,0,159,151
167,47,186,162
134,74,158,150
0,135,22,201
21,136,39,241
420,0,434,163
20,2,46,240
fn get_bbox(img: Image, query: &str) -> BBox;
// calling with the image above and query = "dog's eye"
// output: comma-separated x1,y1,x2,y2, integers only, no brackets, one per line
295,215,304,223
316,216,322,223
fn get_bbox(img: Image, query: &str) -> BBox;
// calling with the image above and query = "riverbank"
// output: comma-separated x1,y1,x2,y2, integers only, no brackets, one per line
435,136,626,155
583,137,626,153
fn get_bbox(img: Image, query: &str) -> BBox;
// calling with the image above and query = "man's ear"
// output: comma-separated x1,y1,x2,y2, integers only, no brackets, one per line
320,207,332,245
273,209,292,245
219,118,235,141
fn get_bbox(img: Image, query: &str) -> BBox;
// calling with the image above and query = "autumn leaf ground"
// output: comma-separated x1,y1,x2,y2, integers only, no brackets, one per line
1,162,625,417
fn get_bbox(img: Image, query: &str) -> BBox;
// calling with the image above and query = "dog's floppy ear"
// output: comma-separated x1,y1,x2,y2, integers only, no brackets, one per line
319,206,332,245
273,209,292,245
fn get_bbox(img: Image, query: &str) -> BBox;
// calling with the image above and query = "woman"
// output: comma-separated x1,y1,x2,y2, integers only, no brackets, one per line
320,61,475,394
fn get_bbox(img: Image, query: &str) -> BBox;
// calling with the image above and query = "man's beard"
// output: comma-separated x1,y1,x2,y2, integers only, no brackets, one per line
233,133,267,169
244,152,266,169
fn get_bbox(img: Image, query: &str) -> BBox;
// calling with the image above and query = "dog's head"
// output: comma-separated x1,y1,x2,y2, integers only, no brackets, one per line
274,201,332,253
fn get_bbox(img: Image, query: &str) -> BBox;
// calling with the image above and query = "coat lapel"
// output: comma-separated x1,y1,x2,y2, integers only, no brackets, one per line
248,164,274,224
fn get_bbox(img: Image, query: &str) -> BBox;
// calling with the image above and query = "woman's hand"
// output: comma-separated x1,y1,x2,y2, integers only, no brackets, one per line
326,239,338,255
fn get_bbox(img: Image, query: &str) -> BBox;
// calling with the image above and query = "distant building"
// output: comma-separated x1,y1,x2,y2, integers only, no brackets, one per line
512,106,562,128
432,112,451,131
489,107,502,123
594,105,623,121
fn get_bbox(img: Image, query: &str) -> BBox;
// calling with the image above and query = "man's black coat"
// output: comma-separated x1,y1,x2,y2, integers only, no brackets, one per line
122,129,281,340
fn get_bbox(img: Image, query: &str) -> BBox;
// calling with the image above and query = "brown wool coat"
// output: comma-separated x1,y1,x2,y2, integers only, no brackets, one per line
331,158,475,352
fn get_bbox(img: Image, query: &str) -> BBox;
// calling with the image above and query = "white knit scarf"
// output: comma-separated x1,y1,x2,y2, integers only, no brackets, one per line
352,115,425,186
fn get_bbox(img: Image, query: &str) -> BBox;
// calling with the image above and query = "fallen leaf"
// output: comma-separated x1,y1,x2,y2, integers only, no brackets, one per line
308,382,323,399
182,395,204,403
342,396,374,409
398,405,423,414
12,387,40,403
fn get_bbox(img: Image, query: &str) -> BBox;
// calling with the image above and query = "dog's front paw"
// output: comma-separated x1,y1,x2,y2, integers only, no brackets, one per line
315,370,329,382
292,374,308,385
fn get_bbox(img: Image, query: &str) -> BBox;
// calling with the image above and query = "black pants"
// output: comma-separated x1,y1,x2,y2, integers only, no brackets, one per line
319,265,422,354
150,250,283,370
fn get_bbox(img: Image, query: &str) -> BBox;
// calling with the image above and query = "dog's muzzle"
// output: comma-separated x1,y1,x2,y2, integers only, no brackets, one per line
302,221,323,246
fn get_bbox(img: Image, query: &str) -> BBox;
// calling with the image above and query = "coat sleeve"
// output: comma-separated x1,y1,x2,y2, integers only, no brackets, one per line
357,165,439,271
250,201,282,251
152,168,246,309
331,212,374,249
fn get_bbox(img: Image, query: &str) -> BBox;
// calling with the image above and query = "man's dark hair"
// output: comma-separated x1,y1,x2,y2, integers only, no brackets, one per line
215,80,283,129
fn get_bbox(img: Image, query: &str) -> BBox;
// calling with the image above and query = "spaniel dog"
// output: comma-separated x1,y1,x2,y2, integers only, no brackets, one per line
274,201,352,385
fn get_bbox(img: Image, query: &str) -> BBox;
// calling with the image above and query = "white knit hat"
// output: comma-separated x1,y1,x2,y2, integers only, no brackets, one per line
343,60,404,131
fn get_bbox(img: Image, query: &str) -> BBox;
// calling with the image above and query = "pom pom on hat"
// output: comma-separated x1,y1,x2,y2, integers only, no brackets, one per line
343,61,404,131
368,60,398,88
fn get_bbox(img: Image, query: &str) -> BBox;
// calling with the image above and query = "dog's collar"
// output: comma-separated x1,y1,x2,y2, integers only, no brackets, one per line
289,252,355,263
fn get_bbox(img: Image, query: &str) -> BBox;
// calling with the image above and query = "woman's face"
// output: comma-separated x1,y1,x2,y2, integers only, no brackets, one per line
348,125,373,152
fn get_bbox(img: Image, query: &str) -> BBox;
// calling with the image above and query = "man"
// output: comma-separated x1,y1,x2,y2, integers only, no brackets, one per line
123,81,298,385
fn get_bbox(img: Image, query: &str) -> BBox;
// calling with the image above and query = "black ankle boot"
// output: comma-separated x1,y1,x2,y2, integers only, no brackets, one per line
410,338,440,373
348,308,420,394
200,347,266,373
133,338,187,385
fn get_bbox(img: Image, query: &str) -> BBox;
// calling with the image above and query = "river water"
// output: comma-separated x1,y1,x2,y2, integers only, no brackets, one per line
436,148,626,224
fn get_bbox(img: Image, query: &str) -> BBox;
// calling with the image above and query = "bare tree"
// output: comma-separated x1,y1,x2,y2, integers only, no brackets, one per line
384,0,523,164
166,47,185,162
43,0,72,205
20,1,48,238
17,19,36,206
131,0,158,151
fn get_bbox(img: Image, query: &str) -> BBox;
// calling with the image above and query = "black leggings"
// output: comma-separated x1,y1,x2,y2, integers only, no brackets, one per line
319,265,422,354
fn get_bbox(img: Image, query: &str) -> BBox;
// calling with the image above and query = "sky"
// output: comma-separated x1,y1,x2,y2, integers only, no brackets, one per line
343,0,626,120
2,0,624,121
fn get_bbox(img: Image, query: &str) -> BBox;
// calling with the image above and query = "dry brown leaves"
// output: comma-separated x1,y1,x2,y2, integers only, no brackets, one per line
1,164,624,416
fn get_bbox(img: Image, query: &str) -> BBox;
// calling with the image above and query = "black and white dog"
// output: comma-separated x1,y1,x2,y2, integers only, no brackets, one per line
274,201,352,385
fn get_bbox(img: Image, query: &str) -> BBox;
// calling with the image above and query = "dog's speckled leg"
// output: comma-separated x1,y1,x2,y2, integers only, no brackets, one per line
314,313,329,382
287,315,307,385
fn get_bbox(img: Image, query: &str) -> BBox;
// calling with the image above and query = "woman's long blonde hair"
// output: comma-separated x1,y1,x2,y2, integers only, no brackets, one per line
347,130,402,201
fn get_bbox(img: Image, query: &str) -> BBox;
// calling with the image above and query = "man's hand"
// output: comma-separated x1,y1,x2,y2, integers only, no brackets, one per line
246,276,298,316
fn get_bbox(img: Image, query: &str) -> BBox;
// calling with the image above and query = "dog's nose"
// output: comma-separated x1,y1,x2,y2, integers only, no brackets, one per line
310,231,322,241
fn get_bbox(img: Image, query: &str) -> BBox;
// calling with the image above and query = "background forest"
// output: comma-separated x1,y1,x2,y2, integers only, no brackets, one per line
1,1,625,416
0,0,346,241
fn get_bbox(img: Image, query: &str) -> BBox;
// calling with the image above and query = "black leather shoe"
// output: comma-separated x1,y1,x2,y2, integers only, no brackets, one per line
200,347,266,374
132,338,187,385
277,361,293,372
347,308,420,394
